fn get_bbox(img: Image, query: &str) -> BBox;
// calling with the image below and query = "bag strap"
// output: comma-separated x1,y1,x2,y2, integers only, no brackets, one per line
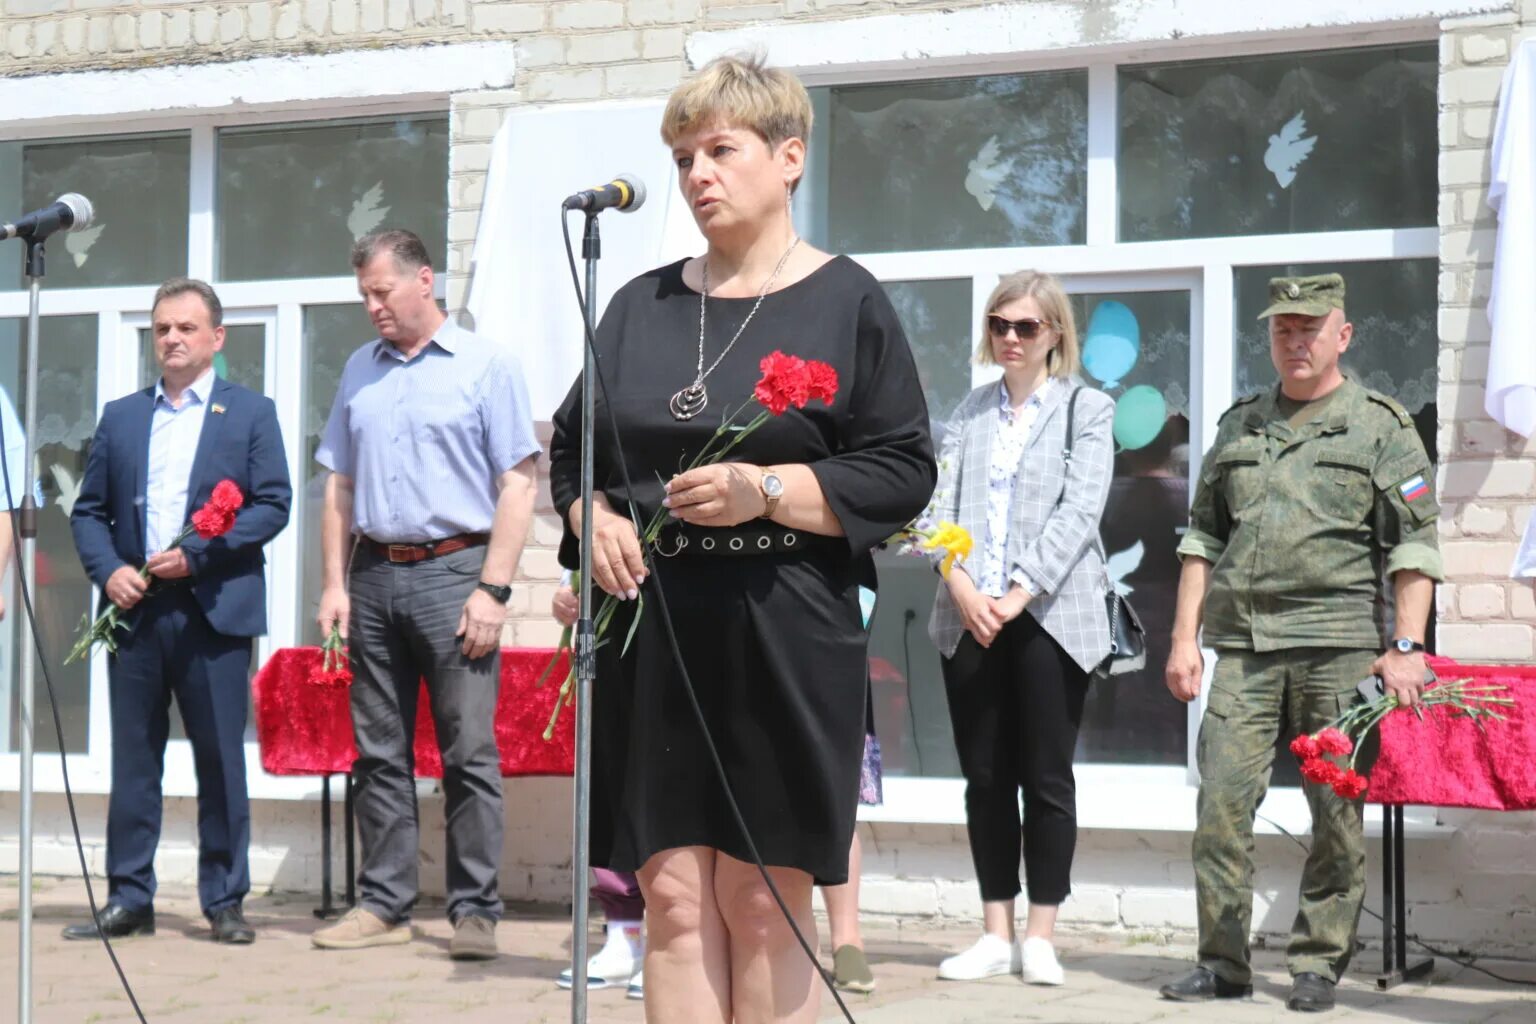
1062,385,1083,464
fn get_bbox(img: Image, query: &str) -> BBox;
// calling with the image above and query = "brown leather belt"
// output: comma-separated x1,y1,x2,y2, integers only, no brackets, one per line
363,533,488,564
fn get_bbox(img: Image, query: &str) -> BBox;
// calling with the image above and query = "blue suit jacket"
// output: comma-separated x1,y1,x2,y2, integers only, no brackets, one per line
70,377,292,638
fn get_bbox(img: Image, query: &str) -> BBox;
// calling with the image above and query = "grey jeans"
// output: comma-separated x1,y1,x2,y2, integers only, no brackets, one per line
348,543,503,924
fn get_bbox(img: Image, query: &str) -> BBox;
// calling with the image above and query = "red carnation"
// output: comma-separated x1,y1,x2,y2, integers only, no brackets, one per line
754,351,812,416
1299,757,1342,787
1289,734,1321,759
210,479,244,514
191,505,237,539
1332,770,1369,800
1316,727,1354,757
806,360,840,405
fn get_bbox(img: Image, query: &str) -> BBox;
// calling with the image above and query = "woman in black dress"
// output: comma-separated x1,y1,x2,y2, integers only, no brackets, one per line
549,54,934,1023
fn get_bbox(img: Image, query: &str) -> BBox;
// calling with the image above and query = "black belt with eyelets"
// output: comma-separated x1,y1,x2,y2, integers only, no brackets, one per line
652,523,831,558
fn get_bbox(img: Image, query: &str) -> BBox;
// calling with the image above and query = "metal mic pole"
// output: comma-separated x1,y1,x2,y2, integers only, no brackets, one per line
16,236,45,1024
570,210,601,1024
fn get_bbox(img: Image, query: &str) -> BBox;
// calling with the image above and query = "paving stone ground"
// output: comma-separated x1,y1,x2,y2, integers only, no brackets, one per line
2,876,1534,1023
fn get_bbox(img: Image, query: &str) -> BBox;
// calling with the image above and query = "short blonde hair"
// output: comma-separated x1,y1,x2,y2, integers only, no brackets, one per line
661,53,813,158
975,270,1081,380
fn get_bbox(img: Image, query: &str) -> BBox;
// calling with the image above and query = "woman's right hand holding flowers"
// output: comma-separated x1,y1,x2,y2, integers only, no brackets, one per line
569,494,647,601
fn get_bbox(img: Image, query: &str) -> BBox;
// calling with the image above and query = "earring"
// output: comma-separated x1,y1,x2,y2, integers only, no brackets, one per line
785,183,794,225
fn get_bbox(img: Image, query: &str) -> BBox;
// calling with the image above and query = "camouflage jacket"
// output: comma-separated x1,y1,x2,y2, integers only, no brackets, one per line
1177,378,1442,651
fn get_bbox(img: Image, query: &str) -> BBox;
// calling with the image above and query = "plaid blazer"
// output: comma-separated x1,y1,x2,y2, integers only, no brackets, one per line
926,379,1115,673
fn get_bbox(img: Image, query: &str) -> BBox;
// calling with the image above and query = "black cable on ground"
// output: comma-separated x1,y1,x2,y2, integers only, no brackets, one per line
1256,812,1536,988
561,210,859,1023
0,390,151,1022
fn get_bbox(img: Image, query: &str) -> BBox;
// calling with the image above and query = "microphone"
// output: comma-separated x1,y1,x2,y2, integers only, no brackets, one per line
1,193,95,241
562,174,646,213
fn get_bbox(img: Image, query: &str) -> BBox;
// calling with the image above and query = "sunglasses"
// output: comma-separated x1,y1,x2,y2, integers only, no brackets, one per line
987,315,1052,340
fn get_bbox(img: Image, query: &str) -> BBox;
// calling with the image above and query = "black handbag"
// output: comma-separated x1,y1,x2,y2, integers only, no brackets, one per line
1062,387,1148,679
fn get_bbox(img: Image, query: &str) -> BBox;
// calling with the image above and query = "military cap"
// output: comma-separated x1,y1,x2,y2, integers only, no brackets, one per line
1257,273,1346,319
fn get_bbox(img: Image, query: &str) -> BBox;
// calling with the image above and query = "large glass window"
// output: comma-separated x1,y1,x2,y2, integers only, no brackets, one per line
814,71,1087,254
217,115,450,281
0,315,97,754
297,303,375,646
1119,44,1436,241
1072,291,1191,765
0,133,189,290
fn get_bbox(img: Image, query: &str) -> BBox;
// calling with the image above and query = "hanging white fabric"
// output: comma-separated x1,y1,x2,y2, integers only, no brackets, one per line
1485,38,1536,438
465,99,703,422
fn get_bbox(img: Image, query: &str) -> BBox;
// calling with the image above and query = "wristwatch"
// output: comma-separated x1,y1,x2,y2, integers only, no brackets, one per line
760,469,784,519
477,580,512,603
1391,637,1426,654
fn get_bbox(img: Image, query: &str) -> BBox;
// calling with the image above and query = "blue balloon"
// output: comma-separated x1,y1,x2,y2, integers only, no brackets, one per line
1082,301,1141,388
1113,385,1167,451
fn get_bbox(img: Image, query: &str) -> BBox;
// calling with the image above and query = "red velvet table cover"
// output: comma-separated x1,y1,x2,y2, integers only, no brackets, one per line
253,647,575,778
1367,656,1536,809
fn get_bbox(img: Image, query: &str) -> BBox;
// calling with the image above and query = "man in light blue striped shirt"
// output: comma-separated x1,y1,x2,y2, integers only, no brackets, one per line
311,229,539,961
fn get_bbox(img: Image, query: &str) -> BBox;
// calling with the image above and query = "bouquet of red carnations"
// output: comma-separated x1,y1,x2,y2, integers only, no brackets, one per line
309,622,353,688
1290,676,1513,799
66,479,244,663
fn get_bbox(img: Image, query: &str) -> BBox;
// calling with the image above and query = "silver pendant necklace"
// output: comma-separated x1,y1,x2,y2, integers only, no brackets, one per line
670,236,801,421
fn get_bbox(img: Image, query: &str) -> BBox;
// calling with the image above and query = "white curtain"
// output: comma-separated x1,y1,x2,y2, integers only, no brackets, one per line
1486,39,1536,438
465,99,703,422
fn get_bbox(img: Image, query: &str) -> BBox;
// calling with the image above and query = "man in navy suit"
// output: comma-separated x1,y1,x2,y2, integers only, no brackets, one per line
65,278,291,944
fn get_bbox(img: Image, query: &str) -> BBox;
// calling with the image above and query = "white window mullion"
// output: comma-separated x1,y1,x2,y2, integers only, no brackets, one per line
1085,63,1118,248
266,303,304,656
187,124,216,281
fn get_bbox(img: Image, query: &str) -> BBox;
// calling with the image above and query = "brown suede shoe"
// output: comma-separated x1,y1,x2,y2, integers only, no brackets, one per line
312,907,412,950
449,914,499,961
832,945,876,993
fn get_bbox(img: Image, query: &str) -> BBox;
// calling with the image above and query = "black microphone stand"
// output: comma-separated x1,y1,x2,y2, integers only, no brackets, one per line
15,235,46,1024
571,210,601,1024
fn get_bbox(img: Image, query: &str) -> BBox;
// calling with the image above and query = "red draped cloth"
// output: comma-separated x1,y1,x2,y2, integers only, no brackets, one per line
1367,656,1536,810
252,647,575,778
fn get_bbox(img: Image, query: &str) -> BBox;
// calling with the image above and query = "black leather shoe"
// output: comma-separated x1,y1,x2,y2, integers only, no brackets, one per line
1287,972,1336,1012
60,903,154,941
1158,966,1253,1002
209,905,256,944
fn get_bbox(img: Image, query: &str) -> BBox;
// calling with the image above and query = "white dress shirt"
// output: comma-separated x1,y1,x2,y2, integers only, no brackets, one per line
145,368,215,556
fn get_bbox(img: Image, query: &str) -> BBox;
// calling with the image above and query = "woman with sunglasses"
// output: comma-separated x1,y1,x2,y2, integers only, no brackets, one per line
926,270,1114,987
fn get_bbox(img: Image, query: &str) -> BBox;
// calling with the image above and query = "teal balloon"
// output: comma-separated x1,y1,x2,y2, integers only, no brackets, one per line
1114,385,1167,451
213,352,229,379
1082,301,1140,387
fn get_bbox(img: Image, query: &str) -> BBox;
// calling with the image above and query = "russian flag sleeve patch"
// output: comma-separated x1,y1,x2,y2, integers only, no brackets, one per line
1398,475,1429,503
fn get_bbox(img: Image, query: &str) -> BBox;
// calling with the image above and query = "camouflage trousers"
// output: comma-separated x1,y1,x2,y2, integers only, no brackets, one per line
1194,647,1378,985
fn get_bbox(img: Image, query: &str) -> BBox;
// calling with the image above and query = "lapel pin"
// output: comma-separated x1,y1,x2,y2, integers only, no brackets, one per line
212,403,226,415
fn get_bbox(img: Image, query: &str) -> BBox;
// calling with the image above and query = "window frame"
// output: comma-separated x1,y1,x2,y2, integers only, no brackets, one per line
0,104,447,802
796,40,1440,832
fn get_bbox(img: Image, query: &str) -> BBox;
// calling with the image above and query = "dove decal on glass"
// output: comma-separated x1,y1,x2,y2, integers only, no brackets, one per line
964,135,1015,213
64,221,105,268
347,181,391,239
1105,539,1143,598
1264,111,1316,189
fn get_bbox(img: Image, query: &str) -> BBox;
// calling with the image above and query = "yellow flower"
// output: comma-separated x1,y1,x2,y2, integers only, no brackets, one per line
921,522,973,579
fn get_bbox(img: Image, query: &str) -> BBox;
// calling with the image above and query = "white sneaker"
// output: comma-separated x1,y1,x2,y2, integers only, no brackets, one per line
557,926,641,989
938,934,1020,981
1019,936,1064,986
626,969,644,1000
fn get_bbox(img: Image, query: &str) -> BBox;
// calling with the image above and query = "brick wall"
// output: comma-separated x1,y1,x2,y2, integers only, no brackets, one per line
1436,3,1536,663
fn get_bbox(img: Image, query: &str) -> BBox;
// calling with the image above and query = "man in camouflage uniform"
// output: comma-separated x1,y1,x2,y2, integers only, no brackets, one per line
1157,274,1441,1013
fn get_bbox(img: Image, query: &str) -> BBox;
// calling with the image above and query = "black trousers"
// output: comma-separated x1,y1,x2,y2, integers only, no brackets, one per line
941,613,1090,905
